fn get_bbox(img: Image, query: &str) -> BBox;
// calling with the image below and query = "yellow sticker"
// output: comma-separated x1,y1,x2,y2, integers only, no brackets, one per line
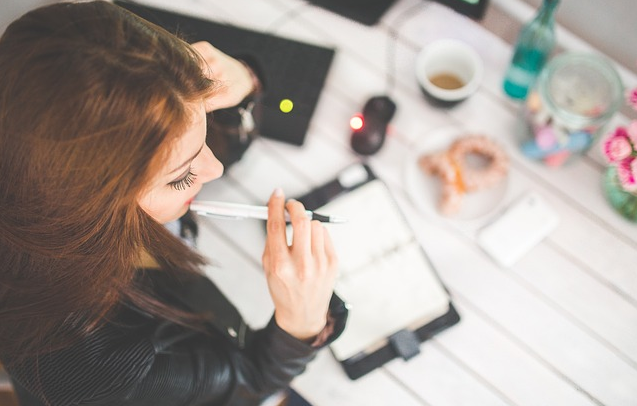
279,99,294,113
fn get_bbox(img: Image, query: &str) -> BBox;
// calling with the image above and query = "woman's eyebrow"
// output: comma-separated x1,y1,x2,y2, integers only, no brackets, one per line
168,143,205,175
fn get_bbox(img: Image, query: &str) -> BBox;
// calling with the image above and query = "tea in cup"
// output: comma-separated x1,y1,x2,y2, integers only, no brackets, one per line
415,39,483,106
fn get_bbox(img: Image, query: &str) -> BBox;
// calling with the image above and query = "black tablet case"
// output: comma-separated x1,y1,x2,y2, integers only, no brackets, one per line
296,164,460,380
307,0,396,26
115,1,334,146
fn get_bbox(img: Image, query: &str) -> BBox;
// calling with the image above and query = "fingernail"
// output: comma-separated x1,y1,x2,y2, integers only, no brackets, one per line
273,187,283,197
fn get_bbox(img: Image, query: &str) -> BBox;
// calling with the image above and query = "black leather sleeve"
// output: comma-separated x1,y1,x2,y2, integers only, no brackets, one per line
119,317,321,406
7,274,348,406
9,314,322,406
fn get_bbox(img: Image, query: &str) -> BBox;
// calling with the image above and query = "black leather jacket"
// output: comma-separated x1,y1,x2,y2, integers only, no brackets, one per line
6,271,348,406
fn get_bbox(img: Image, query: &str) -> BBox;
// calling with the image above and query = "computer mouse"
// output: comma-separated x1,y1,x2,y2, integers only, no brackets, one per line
350,95,397,155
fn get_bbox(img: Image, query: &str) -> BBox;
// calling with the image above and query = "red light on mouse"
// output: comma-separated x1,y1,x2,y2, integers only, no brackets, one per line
350,114,364,131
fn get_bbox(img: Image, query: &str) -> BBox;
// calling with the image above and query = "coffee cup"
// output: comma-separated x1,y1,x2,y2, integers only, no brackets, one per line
415,39,483,106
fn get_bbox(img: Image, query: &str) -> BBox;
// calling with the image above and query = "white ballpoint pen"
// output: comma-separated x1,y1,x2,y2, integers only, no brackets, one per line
190,200,347,223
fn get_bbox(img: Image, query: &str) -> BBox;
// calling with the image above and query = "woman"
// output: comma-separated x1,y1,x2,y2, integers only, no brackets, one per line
0,2,346,405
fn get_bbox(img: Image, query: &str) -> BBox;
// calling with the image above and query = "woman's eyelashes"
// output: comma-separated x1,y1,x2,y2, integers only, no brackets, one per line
169,170,198,191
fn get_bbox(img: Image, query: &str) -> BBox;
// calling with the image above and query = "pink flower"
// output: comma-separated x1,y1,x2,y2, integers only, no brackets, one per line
627,87,637,111
617,157,637,191
603,126,634,163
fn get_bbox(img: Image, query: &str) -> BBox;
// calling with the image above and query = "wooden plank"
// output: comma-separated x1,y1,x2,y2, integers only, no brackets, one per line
388,301,598,406
515,243,637,365
385,343,513,406
196,175,269,271
197,218,273,328
293,351,426,406
403,205,637,405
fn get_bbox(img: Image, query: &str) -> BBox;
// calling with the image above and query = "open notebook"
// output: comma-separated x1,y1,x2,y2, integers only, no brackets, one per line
296,164,459,379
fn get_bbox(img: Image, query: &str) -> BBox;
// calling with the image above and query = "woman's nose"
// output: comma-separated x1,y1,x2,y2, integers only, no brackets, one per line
198,145,224,184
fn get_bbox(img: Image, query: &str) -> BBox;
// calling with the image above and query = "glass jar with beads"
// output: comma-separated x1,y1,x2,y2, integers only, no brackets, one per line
519,52,623,167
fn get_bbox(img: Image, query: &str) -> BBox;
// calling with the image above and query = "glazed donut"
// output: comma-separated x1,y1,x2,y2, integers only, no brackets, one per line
418,152,463,215
418,135,509,215
447,135,509,191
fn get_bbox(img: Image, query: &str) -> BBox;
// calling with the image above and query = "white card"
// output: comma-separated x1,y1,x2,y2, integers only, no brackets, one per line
477,192,559,267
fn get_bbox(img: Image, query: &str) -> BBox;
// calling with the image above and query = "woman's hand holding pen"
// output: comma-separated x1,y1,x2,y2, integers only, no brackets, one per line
262,188,338,341
191,41,255,112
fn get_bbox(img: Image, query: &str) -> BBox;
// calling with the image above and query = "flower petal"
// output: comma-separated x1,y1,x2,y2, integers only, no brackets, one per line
614,126,629,138
631,159,637,191
603,131,633,162
617,158,637,191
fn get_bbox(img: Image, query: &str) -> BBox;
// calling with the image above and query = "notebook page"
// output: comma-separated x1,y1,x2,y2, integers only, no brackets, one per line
320,180,450,361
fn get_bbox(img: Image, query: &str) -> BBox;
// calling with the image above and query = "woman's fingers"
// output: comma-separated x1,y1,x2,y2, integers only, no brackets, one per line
264,188,335,275
265,188,288,259
190,41,253,111
324,229,338,271
286,199,312,259
310,220,325,260
261,189,339,340
191,41,218,71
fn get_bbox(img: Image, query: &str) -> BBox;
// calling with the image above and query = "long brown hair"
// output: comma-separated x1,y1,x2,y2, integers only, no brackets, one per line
0,1,216,360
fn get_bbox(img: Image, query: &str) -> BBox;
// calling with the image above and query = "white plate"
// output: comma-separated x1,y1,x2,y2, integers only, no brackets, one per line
403,126,508,221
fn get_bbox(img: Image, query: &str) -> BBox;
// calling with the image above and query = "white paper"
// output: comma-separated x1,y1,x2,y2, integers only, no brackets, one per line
321,180,450,361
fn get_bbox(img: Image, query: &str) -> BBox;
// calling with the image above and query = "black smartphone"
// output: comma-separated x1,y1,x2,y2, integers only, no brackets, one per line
435,0,489,19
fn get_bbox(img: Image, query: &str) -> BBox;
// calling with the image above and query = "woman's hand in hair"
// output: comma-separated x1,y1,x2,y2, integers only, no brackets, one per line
191,41,255,112
262,188,338,341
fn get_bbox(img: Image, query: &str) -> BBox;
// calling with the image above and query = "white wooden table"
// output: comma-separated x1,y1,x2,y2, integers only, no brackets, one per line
137,0,637,404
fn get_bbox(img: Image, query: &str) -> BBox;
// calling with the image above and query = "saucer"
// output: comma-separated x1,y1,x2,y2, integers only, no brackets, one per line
403,126,508,221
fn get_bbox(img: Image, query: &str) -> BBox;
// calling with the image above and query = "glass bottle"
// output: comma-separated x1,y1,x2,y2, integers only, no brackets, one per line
503,0,560,100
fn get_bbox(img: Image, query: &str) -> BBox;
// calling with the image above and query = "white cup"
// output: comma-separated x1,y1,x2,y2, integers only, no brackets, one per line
415,39,484,106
